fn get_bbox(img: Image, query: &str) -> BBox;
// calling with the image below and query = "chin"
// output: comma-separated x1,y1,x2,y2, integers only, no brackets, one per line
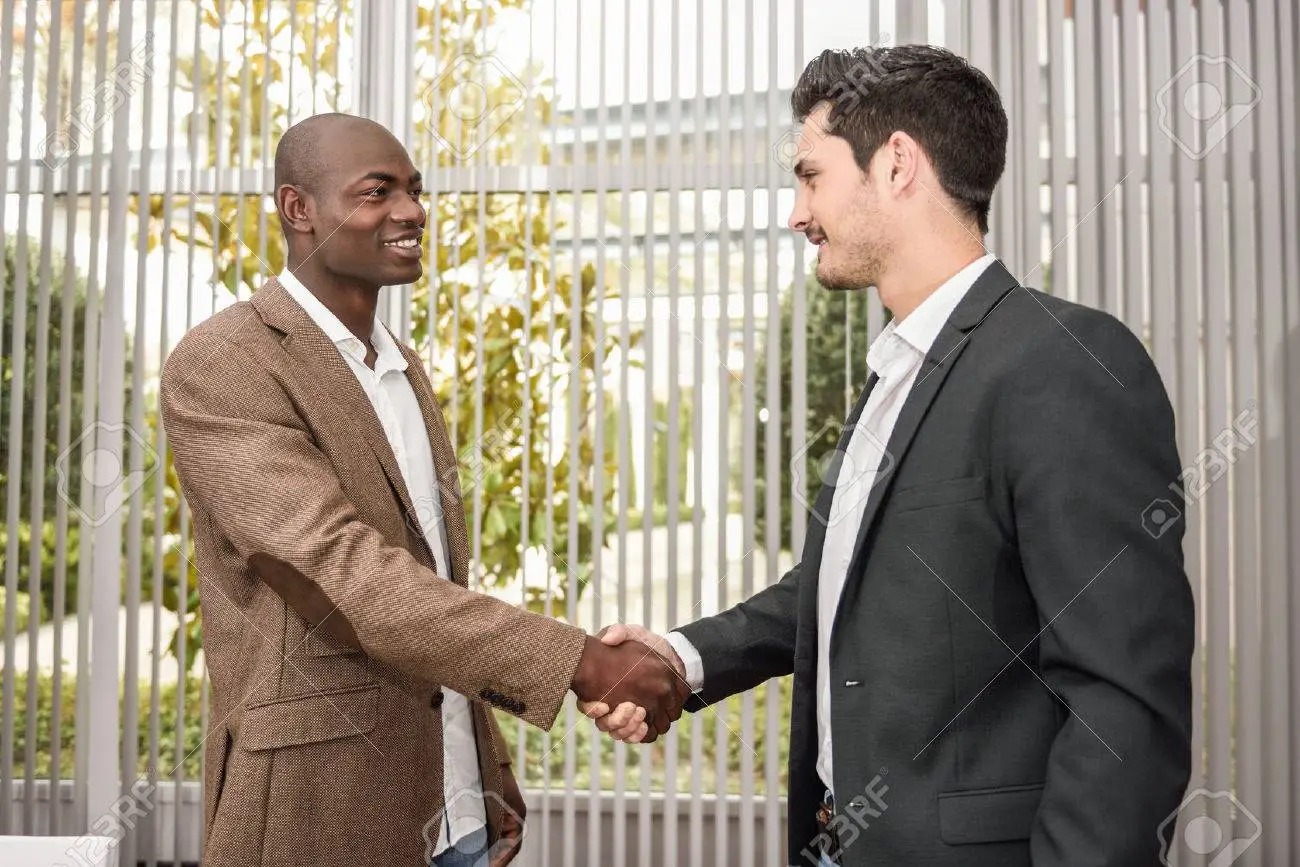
815,264,863,292
381,262,424,285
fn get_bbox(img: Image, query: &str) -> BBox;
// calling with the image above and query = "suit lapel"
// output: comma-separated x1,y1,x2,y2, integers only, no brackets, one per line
396,341,472,590
841,261,1020,581
250,279,446,574
797,372,880,659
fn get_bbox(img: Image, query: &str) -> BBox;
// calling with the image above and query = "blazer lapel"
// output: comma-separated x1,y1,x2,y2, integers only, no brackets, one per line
841,261,1020,581
395,341,472,590
250,279,423,547
797,372,880,662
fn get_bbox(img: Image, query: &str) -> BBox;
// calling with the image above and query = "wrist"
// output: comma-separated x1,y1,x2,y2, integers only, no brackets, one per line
571,634,602,696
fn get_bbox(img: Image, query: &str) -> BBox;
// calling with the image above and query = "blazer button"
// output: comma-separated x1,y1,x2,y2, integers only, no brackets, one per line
431,690,444,709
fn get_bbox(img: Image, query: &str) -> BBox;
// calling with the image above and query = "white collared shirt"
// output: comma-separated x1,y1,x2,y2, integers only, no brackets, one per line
666,253,997,793
279,270,485,854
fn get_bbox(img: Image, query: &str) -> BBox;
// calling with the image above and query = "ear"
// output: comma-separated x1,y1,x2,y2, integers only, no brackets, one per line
276,184,314,236
884,130,921,194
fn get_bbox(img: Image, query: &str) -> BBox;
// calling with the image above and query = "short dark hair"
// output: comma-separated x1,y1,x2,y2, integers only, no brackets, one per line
791,45,1007,234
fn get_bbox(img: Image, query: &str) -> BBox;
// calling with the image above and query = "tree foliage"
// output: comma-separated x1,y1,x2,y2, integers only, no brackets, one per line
126,0,630,660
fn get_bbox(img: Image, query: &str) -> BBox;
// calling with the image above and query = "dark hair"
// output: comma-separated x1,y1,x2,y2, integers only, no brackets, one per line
791,45,1007,234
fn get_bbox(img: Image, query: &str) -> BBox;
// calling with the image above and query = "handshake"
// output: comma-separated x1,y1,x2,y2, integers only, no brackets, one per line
570,625,690,744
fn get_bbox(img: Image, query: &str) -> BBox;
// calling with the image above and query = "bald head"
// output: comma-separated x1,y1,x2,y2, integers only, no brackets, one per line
273,113,401,194
272,113,426,284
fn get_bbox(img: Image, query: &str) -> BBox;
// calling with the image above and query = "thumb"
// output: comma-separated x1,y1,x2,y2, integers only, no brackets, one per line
578,699,610,718
597,623,630,646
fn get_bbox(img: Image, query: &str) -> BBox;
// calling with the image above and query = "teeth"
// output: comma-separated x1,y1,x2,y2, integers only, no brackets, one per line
385,238,420,248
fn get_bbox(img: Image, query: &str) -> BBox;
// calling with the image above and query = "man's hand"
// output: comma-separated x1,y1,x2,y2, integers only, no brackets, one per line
578,625,688,744
571,633,689,743
490,763,526,866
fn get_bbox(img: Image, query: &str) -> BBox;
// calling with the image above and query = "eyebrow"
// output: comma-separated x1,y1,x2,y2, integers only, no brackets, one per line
355,170,423,186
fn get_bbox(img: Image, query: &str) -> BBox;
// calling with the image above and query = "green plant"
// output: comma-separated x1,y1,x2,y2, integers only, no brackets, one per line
0,589,31,634
755,273,878,549
129,0,634,660
498,675,792,795
6,670,205,780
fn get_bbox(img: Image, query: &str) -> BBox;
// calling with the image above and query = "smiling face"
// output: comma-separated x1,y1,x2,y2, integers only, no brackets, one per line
787,103,893,291
277,119,428,288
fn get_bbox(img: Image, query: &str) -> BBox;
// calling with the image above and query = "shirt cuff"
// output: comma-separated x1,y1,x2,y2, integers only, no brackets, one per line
665,630,705,694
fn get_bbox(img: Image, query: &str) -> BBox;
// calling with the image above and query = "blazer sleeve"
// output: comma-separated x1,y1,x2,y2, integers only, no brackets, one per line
489,711,512,766
675,563,801,710
993,309,1194,865
160,334,587,731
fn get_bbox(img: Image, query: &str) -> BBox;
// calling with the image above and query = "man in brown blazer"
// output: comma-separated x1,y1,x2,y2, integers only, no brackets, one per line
160,113,681,867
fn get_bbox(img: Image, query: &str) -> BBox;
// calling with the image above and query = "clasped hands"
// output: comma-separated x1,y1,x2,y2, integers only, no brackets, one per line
570,625,688,744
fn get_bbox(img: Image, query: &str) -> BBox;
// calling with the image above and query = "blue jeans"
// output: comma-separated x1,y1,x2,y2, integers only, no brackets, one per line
431,826,491,867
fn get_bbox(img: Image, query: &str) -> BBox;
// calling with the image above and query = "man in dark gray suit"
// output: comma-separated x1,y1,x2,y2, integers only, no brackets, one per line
583,45,1193,866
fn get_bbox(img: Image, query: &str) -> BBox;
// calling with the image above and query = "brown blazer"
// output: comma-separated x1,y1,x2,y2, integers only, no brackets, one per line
159,277,587,866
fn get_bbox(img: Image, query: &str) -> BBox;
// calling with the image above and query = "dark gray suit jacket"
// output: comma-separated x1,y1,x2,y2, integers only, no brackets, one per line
677,261,1193,866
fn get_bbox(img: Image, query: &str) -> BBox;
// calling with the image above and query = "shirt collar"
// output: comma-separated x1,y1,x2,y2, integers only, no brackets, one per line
279,269,408,375
893,253,996,354
865,253,996,379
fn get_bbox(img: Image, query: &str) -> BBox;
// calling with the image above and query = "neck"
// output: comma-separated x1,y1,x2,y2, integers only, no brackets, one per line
286,259,379,342
875,232,986,322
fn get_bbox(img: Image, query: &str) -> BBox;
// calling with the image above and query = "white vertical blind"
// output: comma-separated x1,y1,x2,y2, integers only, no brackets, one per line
0,2,1294,865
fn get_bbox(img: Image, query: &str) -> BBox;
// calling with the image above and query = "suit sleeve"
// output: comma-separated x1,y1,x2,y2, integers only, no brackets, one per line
160,336,587,731
994,310,1194,865
674,563,801,710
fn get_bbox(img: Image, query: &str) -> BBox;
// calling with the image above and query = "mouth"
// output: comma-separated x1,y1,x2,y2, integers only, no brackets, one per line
382,235,424,260
808,234,827,248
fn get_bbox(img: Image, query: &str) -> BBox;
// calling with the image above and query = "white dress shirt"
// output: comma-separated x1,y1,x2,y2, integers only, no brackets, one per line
280,270,485,855
666,254,996,794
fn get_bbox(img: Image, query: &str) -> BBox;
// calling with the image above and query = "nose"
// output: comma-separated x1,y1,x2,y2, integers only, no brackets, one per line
788,189,810,233
393,192,426,228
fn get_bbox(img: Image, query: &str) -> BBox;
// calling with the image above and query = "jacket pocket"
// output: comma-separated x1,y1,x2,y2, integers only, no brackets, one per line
239,683,380,751
890,475,986,513
937,782,1043,844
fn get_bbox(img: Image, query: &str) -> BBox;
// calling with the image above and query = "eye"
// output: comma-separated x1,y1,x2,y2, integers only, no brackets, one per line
411,189,427,202
363,187,387,199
